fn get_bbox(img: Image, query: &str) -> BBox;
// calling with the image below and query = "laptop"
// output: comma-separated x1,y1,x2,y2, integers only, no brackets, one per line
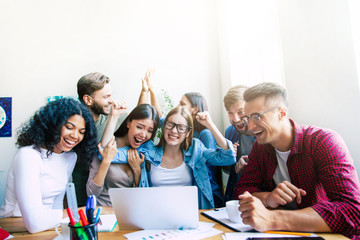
109,186,199,230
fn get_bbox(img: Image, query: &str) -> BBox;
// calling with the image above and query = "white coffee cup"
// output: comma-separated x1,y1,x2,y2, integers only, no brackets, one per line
226,200,242,223
54,217,70,240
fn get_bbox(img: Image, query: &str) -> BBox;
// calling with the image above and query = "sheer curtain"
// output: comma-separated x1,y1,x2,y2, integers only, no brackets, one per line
217,0,285,90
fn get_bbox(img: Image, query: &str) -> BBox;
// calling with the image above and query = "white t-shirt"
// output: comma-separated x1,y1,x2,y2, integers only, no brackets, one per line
0,146,77,233
273,149,291,185
150,162,193,187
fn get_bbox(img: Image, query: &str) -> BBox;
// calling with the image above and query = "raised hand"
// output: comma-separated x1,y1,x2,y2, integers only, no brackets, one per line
141,67,155,93
195,111,213,129
196,111,229,150
266,181,307,208
98,137,117,165
110,100,128,117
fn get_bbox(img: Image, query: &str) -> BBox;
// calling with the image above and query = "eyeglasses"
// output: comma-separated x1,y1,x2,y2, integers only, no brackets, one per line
240,106,280,125
164,121,191,133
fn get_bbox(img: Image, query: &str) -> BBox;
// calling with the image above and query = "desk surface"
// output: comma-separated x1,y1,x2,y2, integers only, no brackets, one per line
0,207,349,240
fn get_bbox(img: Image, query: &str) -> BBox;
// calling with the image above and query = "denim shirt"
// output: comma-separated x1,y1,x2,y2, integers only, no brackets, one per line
194,129,225,207
103,138,236,209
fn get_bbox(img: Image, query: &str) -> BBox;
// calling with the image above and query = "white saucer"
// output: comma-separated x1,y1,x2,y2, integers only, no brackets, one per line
53,235,67,240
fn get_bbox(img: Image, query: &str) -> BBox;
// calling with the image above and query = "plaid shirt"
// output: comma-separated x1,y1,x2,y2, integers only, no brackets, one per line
234,119,360,239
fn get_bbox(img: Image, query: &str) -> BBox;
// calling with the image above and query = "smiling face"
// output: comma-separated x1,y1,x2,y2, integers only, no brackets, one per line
126,118,155,148
227,100,247,133
244,96,283,145
178,95,198,115
53,114,86,154
90,83,113,115
163,113,191,148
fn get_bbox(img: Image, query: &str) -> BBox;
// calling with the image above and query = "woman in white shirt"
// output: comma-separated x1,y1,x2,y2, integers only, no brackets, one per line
0,98,97,233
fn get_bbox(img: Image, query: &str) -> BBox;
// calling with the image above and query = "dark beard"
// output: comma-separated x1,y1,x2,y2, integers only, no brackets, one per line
90,101,108,116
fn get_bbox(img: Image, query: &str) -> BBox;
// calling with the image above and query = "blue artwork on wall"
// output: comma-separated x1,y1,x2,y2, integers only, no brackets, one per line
0,97,12,137
48,95,78,102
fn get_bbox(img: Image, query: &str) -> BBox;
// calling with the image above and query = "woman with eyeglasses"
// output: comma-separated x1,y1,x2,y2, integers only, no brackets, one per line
178,92,225,208
107,106,236,209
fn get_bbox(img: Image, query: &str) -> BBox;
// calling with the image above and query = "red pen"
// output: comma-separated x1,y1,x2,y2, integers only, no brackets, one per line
67,208,88,240
78,209,89,226
67,208,77,226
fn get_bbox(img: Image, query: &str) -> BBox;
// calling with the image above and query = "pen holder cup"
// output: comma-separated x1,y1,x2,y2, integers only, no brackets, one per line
69,222,98,240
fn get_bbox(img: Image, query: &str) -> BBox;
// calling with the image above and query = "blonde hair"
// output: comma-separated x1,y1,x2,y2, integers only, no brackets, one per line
223,85,248,111
244,82,288,107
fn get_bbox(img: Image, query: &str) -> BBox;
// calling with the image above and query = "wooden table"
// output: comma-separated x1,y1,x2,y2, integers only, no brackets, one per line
0,208,349,240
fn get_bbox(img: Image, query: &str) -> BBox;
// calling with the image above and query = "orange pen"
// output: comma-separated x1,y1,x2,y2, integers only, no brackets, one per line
264,231,312,236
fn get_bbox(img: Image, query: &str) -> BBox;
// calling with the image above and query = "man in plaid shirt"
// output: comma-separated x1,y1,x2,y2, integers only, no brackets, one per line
234,82,360,239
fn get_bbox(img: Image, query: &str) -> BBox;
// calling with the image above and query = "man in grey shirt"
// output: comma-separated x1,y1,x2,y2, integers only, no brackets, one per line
223,85,256,203
74,72,127,206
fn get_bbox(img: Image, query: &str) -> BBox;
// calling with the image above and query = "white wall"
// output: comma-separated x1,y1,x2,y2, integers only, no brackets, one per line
277,0,360,173
1,0,359,205
217,0,360,177
0,0,222,204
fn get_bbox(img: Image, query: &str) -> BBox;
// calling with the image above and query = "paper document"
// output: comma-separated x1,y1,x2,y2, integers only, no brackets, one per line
225,232,319,240
124,222,222,240
97,214,117,232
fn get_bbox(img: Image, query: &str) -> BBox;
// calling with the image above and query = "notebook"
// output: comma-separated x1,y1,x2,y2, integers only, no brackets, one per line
201,208,252,232
97,214,117,232
109,186,199,230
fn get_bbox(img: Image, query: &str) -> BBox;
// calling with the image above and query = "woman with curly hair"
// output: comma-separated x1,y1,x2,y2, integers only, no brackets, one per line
0,98,97,233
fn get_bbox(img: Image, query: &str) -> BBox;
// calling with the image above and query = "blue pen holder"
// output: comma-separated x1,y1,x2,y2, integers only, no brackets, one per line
69,222,98,240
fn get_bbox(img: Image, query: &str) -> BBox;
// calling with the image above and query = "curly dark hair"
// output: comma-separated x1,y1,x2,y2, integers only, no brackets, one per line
16,98,97,165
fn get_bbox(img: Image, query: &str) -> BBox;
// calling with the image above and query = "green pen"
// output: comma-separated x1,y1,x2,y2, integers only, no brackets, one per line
67,208,89,240
73,222,89,240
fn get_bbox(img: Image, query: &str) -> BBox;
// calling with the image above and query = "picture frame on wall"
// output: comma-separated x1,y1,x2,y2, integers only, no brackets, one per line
0,97,12,137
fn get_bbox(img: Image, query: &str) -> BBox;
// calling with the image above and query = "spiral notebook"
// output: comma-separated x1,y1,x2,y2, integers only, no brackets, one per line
98,214,117,232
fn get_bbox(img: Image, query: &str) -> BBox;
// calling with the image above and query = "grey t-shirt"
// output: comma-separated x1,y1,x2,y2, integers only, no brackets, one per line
95,113,128,142
86,157,134,206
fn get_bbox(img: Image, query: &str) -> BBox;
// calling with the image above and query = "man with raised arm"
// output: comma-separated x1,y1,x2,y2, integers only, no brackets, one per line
74,72,127,206
234,82,360,239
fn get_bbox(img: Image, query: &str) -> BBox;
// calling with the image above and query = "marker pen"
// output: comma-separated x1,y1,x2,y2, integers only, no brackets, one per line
67,208,89,240
79,209,95,240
